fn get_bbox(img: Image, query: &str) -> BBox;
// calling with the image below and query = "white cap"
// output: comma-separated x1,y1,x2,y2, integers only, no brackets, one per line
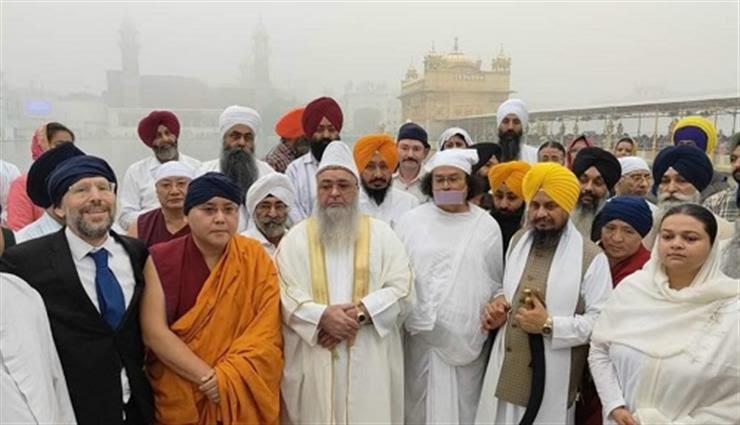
618,156,650,176
496,98,529,129
437,127,474,151
316,141,360,184
427,149,479,175
219,105,262,141
246,173,295,217
153,161,195,182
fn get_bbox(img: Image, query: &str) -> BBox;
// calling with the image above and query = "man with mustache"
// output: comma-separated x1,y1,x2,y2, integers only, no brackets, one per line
1,155,154,424
200,105,275,231
703,132,739,222
643,144,735,247
570,147,622,239
488,160,531,254
127,161,194,247
117,111,201,230
393,122,430,201
397,149,504,425
496,98,538,163
286,96,344,223
242,172,295,256
353,134,418,226
265,107,310,173
278,141,413,424
476,163,612,425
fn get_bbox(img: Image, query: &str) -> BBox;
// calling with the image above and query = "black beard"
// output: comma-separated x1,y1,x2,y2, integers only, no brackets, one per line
733,169,740,184
220,147,258,200
310,138,334,162
491,204,525,220
362,180,390,205
532,225,565,248
498,130,521,162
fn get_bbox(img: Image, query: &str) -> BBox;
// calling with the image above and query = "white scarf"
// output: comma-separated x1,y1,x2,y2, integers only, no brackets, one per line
592,235,739,357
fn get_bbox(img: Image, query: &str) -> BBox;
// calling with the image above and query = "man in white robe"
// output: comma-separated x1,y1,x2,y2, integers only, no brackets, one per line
117,110,201,229
395,149,504,424
497,99,538,163
1,273,76,424
285,96,344,223
475,162,612,425
242,172,294,257
277,141,414,424
353,134,418,226
198,105,274,231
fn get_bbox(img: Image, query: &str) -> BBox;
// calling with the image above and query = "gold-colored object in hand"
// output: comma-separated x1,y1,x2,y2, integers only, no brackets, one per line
520,288,534,308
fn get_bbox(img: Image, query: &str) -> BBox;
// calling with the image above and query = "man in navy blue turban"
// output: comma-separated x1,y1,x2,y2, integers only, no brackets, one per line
184,172,244,215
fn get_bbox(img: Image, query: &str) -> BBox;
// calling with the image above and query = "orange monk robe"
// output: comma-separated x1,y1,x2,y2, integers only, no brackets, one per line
148,235,283,425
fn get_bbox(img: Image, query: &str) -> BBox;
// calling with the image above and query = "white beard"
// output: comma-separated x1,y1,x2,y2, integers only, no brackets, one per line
571,197,605,238
315,197,360,251
655,191,702,225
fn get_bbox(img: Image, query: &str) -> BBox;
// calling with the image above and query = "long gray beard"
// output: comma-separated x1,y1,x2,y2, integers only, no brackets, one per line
221,147,259,200
572,197,605,237
655,191,702,225
316,198,360,251
721,219,740,278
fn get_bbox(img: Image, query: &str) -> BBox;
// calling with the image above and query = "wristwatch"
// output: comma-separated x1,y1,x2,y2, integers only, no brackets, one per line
357,304,370,325
541,316,553,336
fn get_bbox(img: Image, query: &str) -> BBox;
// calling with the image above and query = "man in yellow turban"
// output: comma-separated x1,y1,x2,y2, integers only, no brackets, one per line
476,162,612,425
488,161,531,253
353,134,418,225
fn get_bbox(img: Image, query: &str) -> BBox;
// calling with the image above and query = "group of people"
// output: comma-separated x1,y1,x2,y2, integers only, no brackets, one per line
0,95,738,425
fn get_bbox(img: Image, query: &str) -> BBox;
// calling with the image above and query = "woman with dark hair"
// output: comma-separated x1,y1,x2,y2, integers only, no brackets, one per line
538,140,566,165
613,137,636,158
589,204,738,425
5,122,75,230
566,135,593,169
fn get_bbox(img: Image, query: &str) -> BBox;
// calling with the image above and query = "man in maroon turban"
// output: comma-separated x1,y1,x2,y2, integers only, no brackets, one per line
285,96,344,223
116,110,202,230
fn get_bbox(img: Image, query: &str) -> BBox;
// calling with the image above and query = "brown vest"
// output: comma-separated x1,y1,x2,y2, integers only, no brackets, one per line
495,230,601,407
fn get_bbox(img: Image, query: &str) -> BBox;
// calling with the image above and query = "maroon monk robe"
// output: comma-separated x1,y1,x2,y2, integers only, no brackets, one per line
137,208,190,248
150,234,210,325
610,244,651,286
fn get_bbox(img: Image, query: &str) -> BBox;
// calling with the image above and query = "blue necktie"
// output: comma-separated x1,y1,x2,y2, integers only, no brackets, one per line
89,249,126,329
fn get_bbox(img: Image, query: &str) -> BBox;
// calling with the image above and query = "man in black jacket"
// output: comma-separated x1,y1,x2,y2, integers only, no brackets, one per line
1,155,153,424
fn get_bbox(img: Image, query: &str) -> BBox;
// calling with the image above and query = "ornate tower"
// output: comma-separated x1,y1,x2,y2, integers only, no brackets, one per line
119,16,140,106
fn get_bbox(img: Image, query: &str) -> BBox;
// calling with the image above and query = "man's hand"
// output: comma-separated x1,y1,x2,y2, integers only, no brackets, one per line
514,294,548,334
319,303,359,340
481,295,510,331
318,329,342,350
609,407,638,425
198,370,220,404
343,304,359,321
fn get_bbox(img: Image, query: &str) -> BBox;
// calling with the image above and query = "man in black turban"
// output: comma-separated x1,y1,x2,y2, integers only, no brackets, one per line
570,147,621,237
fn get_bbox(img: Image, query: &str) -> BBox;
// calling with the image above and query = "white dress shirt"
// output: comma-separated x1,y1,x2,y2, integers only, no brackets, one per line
15,211,62,244
241,222,281,257
116,154,202,230
1,159,21,223
285,153,319,224
64,227,136,405
392,171,426,202
359,187,419,227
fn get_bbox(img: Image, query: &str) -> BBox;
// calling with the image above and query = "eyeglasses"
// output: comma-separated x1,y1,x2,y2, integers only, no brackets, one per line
68,181,116,197
433,174,465,186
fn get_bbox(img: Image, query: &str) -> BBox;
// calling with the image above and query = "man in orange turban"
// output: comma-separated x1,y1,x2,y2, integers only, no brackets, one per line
476,161,612,425
353,134,418,224
265,107,309,173
488,161,531,253
286,96,344,223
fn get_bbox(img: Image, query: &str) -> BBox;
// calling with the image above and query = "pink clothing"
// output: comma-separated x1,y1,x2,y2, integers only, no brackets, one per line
31,124,51,160
6,175,43,231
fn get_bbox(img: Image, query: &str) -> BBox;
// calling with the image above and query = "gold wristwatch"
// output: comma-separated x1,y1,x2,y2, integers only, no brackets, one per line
541,316,553,336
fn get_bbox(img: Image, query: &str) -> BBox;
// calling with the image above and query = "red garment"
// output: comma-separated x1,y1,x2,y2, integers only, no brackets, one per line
6,175,43,231
136,208,190,248
566,135,593,168
301,97,343,136
150,234,210,325
611,244,651,286
137,110,180,147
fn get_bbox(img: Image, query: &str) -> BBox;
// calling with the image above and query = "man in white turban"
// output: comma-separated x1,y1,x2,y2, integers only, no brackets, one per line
615,156,657,211
497,98,537,163
199,105,275,231
277,141,414,424
242,173,295,256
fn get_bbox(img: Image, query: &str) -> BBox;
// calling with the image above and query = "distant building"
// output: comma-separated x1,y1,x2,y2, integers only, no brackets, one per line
399,39,512,139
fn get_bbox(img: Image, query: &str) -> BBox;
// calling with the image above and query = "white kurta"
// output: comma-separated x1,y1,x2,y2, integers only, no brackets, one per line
15,211,62,244
475,221,612,425
285,152,319,224
241,222,280,257
277,217,414,425
198,158,275,232
1,159,21,223
392,172,426,202
395,203,504,424
116,154,201,229
520,143,538,163
1,273,76,424
359,187,418,227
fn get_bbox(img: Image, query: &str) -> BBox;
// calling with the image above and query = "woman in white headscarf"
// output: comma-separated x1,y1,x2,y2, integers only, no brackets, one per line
437,127,474,151
589,204,739,425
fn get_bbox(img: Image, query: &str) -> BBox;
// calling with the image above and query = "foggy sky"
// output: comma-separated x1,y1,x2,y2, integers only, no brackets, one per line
2,1,739,109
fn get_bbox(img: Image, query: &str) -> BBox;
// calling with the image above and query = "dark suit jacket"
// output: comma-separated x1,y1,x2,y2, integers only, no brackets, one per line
0,228,154,425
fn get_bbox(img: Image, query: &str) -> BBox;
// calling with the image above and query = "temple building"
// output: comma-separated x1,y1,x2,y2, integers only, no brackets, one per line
399,39,512,139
